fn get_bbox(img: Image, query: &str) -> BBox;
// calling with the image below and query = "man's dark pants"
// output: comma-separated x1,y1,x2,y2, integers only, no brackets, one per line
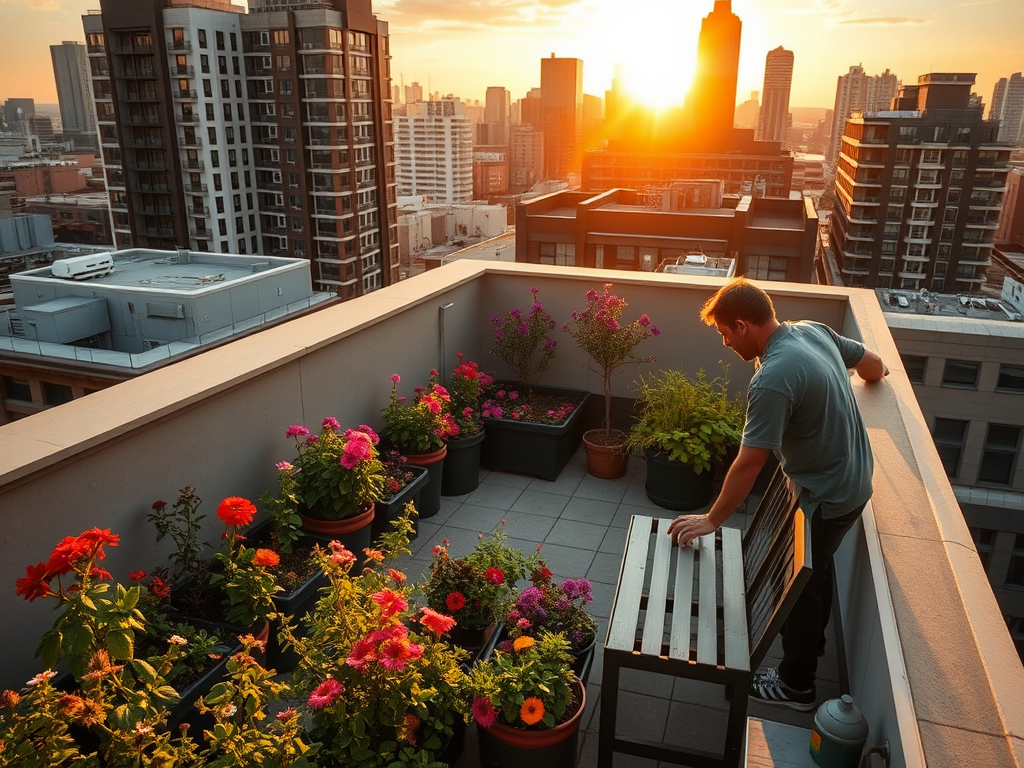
778,500,868,691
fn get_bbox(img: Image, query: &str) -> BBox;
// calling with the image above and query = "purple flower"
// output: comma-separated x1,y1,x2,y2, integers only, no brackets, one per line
509,391,519,400
510,308,522,319
494,328,504,339
652,326,661,336
518,323,528,335
544,337,557,350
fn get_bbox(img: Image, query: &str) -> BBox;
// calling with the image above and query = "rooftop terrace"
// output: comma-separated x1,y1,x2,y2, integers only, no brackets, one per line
1,261,1022,767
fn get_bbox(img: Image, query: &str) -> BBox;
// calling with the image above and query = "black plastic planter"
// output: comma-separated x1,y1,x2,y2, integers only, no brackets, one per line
481,387,590,481
441,429,486,496
372,464,429,542
644,448,715,511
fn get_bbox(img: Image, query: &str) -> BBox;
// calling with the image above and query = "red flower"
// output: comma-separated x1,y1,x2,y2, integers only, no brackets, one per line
307,678,343,709
485,567,505,584
419,606,457,635
16,562,54,602
371,588,408,620
89,567,112,581
45,536,91,577
128,570,146,582
149,577,171,599
388,568,406,584
79,528,119,548
472,696,498,728
445,591,466,611
253,549,280,567
216,497,256,527
345,636,378,670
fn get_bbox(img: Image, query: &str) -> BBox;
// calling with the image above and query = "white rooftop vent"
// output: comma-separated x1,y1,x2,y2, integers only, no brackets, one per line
50,252,114,280
684,253,708,266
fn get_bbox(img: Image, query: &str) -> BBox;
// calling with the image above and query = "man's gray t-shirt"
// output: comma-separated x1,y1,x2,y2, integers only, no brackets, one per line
742,321,873,518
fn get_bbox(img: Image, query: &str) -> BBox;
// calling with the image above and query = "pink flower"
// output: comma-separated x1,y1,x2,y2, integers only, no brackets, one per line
639,313,651,328
430,369,439,376
285,425,309,438
322,417,341,431
379,639,415,671
275,461,293,472
390,374,401,383
346,637,378,670
530,286,539,295
358,425,380,444
371,588,408,620
419,607,457,635
307,678,343,709
473,696,498,728
426,398,441,415
305,434,319,446
508,391,519,400
652,325,661,336
518,617,531,629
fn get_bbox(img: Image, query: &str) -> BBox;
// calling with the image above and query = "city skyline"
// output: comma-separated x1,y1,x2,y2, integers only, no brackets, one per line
1,0,1022,113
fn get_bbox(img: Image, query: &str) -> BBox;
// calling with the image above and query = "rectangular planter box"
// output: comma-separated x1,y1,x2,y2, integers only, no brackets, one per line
481,386,590,481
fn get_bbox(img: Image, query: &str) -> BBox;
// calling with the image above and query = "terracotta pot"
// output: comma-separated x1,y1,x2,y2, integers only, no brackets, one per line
405,444,447,518
478,678,586,765
582,428,629,479
299,503,375,550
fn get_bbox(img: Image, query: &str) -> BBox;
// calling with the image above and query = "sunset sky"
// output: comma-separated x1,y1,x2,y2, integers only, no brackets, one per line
1,0,1021,113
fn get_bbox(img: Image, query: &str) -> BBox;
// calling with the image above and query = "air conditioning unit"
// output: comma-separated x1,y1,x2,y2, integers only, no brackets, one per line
51,252,115,280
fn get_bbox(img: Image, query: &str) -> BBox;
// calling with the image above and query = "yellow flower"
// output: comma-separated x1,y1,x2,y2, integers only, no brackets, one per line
520,697,545,726
512,636,535,652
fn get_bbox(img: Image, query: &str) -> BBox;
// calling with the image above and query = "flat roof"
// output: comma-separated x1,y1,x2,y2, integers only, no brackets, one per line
876,288,1022,323
598,203,732,216
750,212,804,230
17,249,304,294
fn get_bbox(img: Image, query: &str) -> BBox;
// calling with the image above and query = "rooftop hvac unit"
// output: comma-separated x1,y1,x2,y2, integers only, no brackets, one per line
50,252,114,280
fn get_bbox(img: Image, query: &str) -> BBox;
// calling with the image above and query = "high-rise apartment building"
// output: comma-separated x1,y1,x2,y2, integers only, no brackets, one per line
539,54,583,181
756,47,793,145
994,73,1024,146
83,0,259,254
396,99,473,204
404,81,422,105
683,0,741,150
50,42,98,137
827,65,900,165
509,123,543,194
241,0,399,297
482,86,510,146
829,73,1011,291
990,77,1007,122
83,0,399,298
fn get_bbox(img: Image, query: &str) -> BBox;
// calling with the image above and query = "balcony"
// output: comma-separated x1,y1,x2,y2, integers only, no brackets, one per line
171,65,194,77
1,265,1022,768
180,159,205,171
189,227,213,238
179,135,202,148
183,182,207,193
173,89,198,100
169,39,192,51
187,206,209,217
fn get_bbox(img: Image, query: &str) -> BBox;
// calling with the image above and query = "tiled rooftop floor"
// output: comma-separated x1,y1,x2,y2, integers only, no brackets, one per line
391,446,842,767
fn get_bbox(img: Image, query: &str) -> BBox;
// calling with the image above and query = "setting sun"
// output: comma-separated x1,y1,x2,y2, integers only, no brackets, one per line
619,59,694,110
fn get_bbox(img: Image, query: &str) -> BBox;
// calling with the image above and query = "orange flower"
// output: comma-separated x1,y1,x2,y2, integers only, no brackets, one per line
363,548,385,563
520,697,545,726
216,497,256,527
253,548,280,567
512,636,535,652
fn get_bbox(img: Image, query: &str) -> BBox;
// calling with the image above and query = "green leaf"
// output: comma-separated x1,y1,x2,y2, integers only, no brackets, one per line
106,629,133,660
37,629,63,668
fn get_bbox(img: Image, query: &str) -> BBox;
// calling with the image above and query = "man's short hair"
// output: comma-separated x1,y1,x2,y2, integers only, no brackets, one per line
699,278,776,327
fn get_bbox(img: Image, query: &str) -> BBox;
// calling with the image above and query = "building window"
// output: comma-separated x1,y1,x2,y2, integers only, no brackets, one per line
978,424,1020,485
997,365,1024,393
198,29,207,48
272,29,289,45
942,359,979,389
2,376,32,401
230,31,237,51
214,173,223,191
747,255,787,281
219,219,227,236
216,30,225,50
43,382,74,406
205,102,215,120
902,354,926,384
1007,535,1024,588
933,418,969,477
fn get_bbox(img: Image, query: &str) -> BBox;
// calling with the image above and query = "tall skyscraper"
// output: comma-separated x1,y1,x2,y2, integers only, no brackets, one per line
995,73,1024,146
990,77,1007,122
830,73,1010,292
396,99,473,203
50,42,97,137
539,54,583,181
756,47,793,145
404,81,423,105
827,65,900,164
683,0,741,150
483,86,510,146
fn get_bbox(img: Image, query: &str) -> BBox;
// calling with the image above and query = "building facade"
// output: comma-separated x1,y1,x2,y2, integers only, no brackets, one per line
396,99,473,204
482,86,510,147
827,65,900,165
50,41,98,137
756,46,793,146
996,168,1024,245
509,123,543,195
539,55,582,182
829,73,1011,291
682,0,741,151
994,72,1024,147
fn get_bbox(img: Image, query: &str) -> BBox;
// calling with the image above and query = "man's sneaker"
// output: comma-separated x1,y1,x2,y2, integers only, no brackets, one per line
749,668,816,712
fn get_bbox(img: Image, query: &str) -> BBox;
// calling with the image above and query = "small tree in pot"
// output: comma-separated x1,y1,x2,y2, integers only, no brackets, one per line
564,284,660,478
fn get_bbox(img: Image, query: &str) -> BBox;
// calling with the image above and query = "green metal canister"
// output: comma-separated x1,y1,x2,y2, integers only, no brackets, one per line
809,694,868,768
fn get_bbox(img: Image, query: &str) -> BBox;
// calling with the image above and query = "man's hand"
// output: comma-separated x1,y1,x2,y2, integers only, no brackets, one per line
666,513,717,548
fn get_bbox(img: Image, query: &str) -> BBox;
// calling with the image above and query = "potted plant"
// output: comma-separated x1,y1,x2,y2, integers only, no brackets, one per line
423,524,539,655
285,419,386,542
625,365,745,510
564,283,660,479
483,287,590,481
381,371,457,518
468,632,586,768
502,564,598,684
372,447,429,542
285,507,470,767
442,353,494,496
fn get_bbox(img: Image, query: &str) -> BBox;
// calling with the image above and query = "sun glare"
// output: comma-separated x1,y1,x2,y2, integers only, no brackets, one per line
620,59,694,110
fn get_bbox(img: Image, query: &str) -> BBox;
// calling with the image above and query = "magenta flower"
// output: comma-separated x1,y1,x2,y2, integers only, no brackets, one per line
305,434,319,446
390,373,401,383
639,313,651,328
285,425,310,438
530,286,539,295
357,425,380,444
307,678,343,709
473,696,498,728
275,461,293,472
510,308,522,319
652,326,661,336
321,416,341,431
508,391,519,400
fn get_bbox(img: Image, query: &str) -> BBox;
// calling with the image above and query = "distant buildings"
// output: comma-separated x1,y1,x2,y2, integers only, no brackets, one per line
734,91,759,131
50,41,98,149
509,124,543,195
828,73,1011,292
682,0,742,151
827,65,900,165
997,168,1024,245
481,86,510,147
756,47,793,146
396,99,473,204
539,54,583,182
992,73,1024,146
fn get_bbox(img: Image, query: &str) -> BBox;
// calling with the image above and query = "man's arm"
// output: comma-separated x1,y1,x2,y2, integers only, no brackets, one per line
854,348,888,381
666,445,772,546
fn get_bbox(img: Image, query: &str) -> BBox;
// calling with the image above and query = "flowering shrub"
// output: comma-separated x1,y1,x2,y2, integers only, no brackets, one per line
210,496,282,628
148,485,208,583
447,353,494,437
480,385,580,426
468,632,576,730
287,418,386,520
490,287,558,394
564,283,660,439
380,447,419,499
286,504,469,767
423,523,539,632
381,372,457,455
504,565,597,654
258,461,304,554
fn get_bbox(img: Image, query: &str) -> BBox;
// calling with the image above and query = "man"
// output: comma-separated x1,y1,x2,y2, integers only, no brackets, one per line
667,278,887,711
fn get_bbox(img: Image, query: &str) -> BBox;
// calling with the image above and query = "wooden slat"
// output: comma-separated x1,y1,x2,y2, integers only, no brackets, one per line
669,540,695,660
696,532,718,665
607,516,653,652
720,527,749,672
641,518,674,656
